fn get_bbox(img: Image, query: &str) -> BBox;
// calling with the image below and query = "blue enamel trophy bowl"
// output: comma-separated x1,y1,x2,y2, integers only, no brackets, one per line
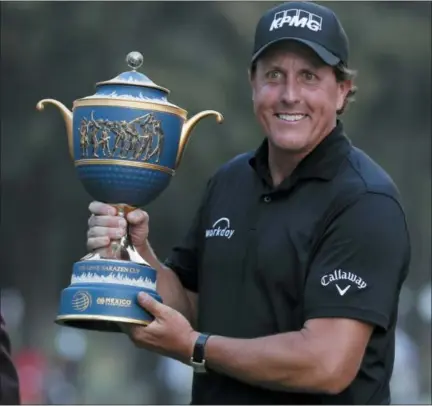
36,52,223,333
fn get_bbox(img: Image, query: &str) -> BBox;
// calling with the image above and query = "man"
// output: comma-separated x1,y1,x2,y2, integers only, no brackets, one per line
86,2,410,404
0,314,20,404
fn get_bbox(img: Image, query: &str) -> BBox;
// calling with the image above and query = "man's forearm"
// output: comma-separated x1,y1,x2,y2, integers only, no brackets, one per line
204,331,337,394
137,241,197,326
156,266,197,327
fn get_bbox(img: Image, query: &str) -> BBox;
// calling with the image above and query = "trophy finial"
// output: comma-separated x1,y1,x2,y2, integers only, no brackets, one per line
126,51,143,71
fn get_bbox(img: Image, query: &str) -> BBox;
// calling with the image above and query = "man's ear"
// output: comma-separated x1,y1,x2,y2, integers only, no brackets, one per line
248,67,253,84
337,79,352,112
249,68,257,101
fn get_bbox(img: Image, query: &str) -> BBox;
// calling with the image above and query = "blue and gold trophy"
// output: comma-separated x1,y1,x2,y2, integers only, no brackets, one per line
36,52,223,333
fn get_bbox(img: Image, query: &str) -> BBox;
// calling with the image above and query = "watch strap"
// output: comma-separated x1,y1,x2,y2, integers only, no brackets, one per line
192,333,211,363
190,333,211,373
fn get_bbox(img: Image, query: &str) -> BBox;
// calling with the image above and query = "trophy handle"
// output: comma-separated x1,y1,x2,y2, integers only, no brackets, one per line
36,99,74,160
175,110,223,169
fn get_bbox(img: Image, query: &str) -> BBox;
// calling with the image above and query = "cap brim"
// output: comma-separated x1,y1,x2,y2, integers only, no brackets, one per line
251,37,340,67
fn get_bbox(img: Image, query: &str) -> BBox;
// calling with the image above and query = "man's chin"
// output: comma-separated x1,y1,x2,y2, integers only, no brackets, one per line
268,135,310,154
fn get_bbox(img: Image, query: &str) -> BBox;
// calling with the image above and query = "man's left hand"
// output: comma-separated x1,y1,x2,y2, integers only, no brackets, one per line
125,292,199,363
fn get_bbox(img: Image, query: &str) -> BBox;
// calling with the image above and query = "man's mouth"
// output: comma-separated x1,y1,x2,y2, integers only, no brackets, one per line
275,113,307,122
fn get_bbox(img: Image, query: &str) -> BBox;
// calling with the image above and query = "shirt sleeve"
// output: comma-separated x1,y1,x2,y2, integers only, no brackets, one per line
164,177,216,293
303,192,411,330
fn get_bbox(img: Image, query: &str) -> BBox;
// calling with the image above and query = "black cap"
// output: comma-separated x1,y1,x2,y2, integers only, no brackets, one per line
251,1,349,67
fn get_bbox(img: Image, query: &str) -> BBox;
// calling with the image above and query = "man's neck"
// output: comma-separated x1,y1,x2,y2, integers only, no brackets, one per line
267,146,307,187
267,123,337,187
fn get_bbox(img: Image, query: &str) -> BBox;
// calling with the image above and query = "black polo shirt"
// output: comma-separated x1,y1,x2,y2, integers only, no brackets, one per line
165,121,410,405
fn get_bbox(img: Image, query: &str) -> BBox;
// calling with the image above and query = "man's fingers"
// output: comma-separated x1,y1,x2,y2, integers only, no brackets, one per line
87,236,110,250
137,292,167,317
127,209,149,225
121,323,146,345
88,201,117,216
87,226,125,240
88,215,127,229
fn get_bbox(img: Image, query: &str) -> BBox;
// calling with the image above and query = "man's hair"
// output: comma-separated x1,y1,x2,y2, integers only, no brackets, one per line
249,61,358,116
334,63,357,115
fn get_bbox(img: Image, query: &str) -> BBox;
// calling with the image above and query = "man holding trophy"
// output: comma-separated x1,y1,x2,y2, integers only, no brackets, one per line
84,2,410,405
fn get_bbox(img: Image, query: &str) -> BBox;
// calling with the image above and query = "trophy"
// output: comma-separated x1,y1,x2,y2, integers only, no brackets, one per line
36,51,223,333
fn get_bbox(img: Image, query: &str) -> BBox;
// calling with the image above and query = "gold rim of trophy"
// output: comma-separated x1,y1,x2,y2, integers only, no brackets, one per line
56,314,151,326
73,98,188,119
74,159,176,176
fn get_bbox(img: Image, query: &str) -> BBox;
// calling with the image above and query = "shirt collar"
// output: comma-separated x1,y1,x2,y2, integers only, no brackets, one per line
249,120,351,190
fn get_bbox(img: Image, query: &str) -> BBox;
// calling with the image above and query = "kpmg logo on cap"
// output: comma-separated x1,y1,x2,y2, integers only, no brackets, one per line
269,9,322,32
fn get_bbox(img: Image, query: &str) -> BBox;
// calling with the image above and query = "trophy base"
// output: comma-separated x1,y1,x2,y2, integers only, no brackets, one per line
56,258,162,333
55,314,151,333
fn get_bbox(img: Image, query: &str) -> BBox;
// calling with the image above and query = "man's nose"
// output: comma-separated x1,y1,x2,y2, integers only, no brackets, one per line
280,78,301,105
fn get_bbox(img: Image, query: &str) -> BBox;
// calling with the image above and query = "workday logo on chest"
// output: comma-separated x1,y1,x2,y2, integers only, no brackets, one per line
205,217,235,240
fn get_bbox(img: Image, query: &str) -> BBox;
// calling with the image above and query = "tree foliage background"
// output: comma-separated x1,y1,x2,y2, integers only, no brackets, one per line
1,1,431,404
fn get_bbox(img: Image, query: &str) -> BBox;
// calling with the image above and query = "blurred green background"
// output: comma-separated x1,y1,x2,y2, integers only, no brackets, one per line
1,1,431,404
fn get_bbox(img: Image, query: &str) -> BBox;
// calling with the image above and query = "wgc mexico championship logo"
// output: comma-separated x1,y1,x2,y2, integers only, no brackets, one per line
71,291,92,312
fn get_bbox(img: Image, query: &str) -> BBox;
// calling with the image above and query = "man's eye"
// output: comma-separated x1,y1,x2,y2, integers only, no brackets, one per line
267,70,282,80
302,71,317,81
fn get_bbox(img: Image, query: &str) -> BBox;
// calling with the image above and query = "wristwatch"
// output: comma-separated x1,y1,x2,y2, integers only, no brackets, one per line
190,333,211,373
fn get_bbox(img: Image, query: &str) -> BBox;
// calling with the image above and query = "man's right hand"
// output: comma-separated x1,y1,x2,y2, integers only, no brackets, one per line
86,201,150,252
86,202,198,326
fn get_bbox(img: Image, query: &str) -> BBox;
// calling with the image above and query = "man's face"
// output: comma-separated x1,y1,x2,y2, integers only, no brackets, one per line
250,41,351,154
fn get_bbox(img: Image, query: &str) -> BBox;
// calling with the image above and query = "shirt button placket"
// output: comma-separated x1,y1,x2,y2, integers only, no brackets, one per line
263,195,272,203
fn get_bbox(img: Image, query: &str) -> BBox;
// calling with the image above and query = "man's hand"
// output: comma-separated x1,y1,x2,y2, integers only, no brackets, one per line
125,292,199,363
86,201,150,252
87,201,198,326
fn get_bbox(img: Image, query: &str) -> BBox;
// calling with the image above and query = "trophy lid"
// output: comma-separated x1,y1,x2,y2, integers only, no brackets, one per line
95,51,170,94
